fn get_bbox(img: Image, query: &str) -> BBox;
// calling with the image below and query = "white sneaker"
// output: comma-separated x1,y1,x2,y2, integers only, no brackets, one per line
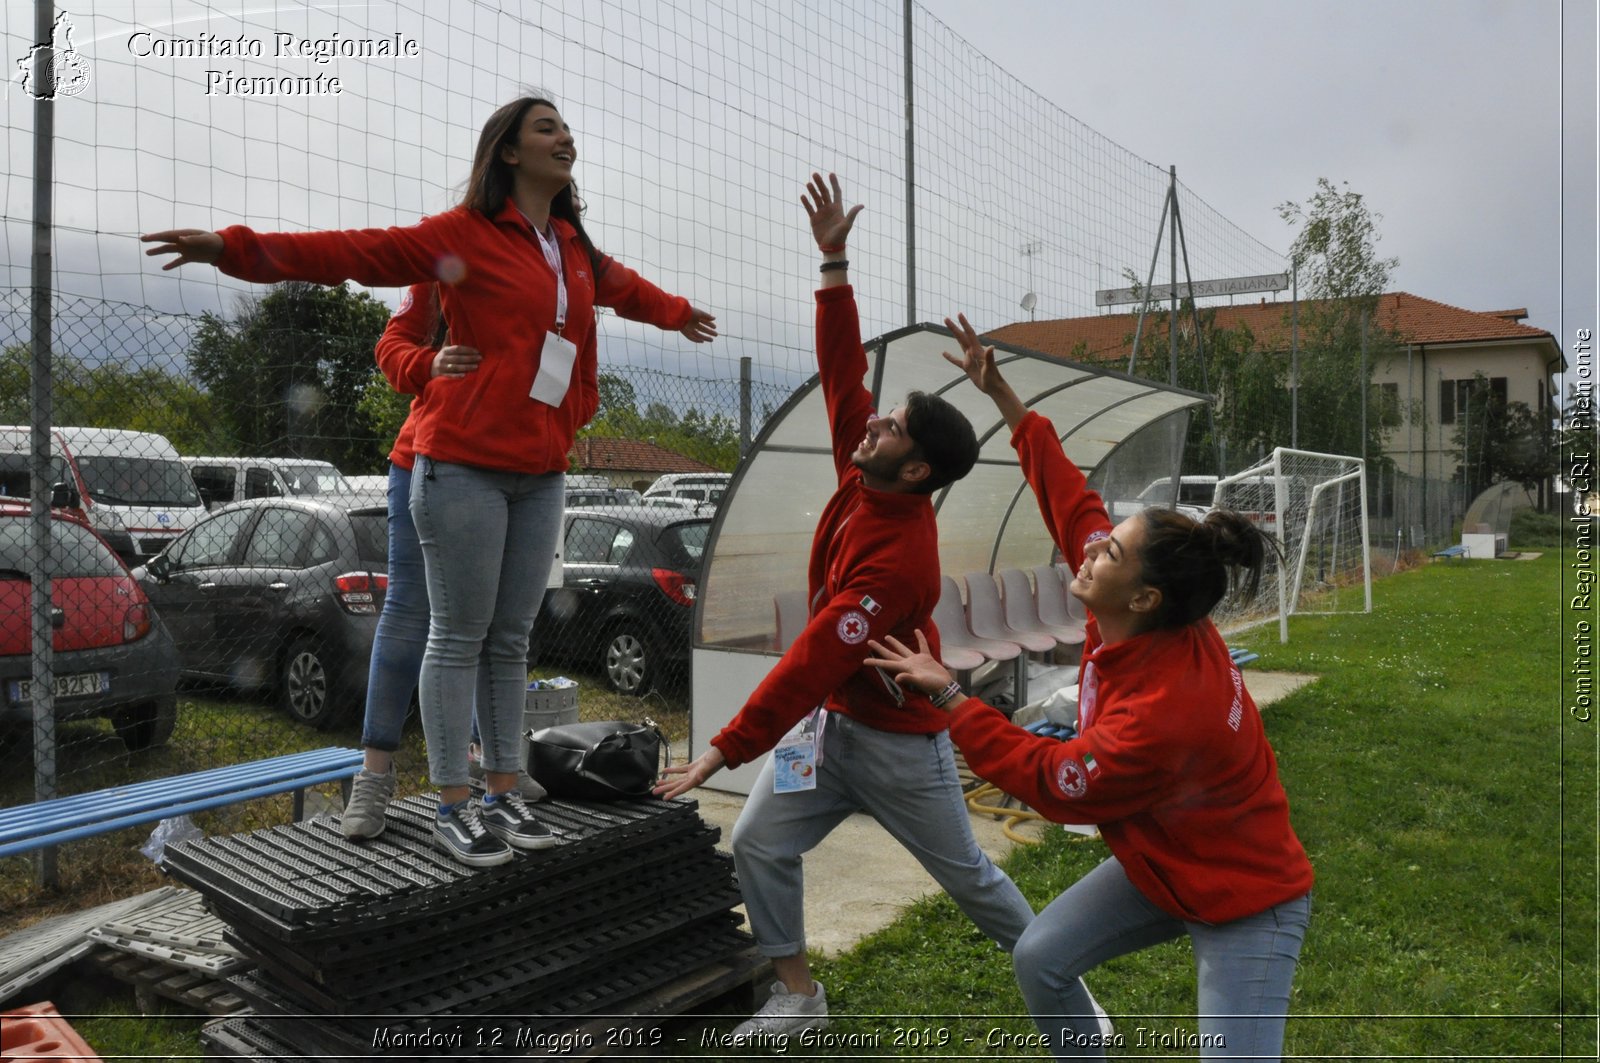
730,980,828,1045
1083,981,1115,1038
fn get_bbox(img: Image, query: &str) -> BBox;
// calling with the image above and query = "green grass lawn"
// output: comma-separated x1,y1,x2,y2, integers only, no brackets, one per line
5,553,1594,1060
784,551,1595,1060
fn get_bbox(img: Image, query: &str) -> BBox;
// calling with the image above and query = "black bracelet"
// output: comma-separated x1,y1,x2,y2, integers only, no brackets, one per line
929,679,962,709
818,259,850,273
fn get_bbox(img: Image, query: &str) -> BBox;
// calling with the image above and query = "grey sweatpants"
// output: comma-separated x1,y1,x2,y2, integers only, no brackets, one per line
730,710,1034,958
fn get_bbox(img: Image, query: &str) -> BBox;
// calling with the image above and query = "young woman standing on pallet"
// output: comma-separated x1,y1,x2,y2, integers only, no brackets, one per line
144,95,715,867
865,318,1313,1062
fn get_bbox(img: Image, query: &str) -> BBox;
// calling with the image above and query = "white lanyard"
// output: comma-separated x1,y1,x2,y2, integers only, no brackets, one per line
525,215,568,333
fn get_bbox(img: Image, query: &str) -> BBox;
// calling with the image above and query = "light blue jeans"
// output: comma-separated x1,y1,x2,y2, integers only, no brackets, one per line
1013,854,1311,1061
731,711,1034,958
409,457,562,786
358,462,505,756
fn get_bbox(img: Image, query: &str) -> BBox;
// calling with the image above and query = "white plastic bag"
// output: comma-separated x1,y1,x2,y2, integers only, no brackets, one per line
141,814,204,864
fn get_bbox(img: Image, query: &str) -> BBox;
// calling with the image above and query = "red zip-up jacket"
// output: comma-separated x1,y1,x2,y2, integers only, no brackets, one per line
948,410,1314,924
710,286,951,768
373,282,439,471
214,203,693,474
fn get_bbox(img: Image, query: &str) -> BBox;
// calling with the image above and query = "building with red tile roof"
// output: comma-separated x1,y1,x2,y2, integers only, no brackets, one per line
568,436,719,492
990,292,1563,486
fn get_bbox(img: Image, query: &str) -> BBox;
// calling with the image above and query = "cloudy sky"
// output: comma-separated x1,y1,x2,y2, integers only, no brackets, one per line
916,0,1597,356
3,0,1593,401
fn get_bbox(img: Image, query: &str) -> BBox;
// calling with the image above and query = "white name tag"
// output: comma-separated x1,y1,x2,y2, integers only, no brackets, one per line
772,707,827,793
529,331,579,407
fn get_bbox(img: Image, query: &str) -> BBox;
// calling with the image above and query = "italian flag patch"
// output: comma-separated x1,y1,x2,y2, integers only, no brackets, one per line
1082,751,1101,777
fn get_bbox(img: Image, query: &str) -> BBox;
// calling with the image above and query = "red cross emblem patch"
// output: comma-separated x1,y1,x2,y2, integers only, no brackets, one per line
836,611,870,645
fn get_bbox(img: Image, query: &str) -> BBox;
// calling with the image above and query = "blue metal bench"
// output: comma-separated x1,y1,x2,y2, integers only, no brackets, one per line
0,747,363,859
1432,544,1467,561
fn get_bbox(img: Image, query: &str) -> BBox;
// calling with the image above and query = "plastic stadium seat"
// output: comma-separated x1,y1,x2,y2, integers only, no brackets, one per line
966,571,1056,654
1032,564,1087,646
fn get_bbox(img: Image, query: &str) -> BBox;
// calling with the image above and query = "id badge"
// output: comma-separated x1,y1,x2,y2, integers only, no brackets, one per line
772,707,828,794
529,331,579,407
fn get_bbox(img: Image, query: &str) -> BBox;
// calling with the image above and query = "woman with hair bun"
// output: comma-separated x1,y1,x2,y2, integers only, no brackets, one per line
865,316,1312,1062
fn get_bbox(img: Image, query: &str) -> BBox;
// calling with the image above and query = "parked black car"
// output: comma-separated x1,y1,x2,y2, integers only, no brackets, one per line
134,497,388,728
0,502,180,750
534,505,710,695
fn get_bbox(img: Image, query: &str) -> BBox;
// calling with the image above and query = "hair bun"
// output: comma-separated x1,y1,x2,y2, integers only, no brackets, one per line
1202,509,1266,570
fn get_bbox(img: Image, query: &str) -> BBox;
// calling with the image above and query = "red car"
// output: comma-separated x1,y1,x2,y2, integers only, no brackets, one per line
0,504,180,750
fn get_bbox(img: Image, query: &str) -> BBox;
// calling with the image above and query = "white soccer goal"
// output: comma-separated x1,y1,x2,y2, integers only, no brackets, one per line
1212,448,1372,643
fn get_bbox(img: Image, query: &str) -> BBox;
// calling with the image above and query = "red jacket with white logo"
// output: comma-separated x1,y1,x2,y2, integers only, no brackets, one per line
710,286,951,768
215,204,693,474
948,410,1314,924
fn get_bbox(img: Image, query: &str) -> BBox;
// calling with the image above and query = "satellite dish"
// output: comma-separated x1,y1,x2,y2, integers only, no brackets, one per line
1020,292,1038,312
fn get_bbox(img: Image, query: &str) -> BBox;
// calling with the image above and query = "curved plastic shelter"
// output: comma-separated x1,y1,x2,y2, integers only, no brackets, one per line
690,323,1209,793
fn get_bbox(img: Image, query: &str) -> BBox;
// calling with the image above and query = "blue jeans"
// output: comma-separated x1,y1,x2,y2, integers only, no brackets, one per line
359,463,428,752
731,711,1034,958
1013,854,1311,1061
409,457,562,786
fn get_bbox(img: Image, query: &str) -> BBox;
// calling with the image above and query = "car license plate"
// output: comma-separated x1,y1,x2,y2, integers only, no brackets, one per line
9,671,110,705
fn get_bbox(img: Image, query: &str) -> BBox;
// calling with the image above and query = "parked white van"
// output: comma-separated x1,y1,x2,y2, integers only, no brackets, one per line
182,456,362,510
641,472,731,508
0,426,207,563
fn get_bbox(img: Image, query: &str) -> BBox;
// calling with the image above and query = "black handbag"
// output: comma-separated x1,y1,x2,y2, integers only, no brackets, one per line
526,720,665,801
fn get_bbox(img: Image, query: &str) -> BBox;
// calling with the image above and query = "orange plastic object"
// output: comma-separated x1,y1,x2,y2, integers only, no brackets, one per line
0,1001,102,1061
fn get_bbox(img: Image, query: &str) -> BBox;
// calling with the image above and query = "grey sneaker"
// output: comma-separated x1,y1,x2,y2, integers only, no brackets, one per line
434,799,512,868
340,768,397,840
730,980,828,1045
478,790,557,850
468,757,548,801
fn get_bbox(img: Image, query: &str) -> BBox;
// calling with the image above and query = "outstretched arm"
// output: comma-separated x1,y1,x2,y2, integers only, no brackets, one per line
942,313,1028,430
802,171,863,290
141,229,223,270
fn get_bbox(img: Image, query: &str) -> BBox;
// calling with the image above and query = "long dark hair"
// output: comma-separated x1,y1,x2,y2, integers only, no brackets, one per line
460,95,604,277
1138,508,1282,630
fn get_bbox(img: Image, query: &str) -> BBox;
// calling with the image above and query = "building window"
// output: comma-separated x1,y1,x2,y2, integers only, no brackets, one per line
1439,376,1506,424
1371,382,1402,427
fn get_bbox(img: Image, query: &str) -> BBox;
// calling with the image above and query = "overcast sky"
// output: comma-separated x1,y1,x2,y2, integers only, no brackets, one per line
915,0,1597,357
3,0,1593,403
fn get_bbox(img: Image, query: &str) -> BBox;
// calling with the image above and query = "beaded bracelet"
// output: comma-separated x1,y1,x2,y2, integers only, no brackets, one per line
818,259,850,273
929,679,963,709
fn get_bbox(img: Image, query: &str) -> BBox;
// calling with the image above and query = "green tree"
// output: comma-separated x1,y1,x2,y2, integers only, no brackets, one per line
1452,371,1556,496
1276,177,1402,464
579,372,740,472
188,281,393,472
1,344,227,453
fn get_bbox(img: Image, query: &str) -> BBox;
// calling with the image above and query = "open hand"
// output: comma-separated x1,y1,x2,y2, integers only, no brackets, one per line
140,229,224,270
941,313,1004,395
681,306,718,343
863,629,953,699
653,746,726,800
802,172,863,251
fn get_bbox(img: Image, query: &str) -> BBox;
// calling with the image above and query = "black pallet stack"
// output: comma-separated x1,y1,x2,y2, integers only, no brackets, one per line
163,794,754,1059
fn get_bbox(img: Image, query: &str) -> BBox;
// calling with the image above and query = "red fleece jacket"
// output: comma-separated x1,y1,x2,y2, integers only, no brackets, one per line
948,410,1314,924
710,286,951,768
372,282,439,471
215,204,693,475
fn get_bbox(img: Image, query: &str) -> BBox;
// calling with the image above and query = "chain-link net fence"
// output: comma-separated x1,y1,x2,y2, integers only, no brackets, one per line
3,0,1298,896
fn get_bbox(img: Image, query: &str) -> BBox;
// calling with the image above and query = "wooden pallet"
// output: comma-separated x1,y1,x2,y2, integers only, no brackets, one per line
87,948,247,1017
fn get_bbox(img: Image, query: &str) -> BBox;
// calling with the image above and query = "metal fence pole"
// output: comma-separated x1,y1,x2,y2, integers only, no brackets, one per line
30,0,60,889
738,356,752,457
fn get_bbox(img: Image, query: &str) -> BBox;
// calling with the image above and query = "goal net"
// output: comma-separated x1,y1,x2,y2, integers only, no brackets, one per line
1211,448,1371,642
